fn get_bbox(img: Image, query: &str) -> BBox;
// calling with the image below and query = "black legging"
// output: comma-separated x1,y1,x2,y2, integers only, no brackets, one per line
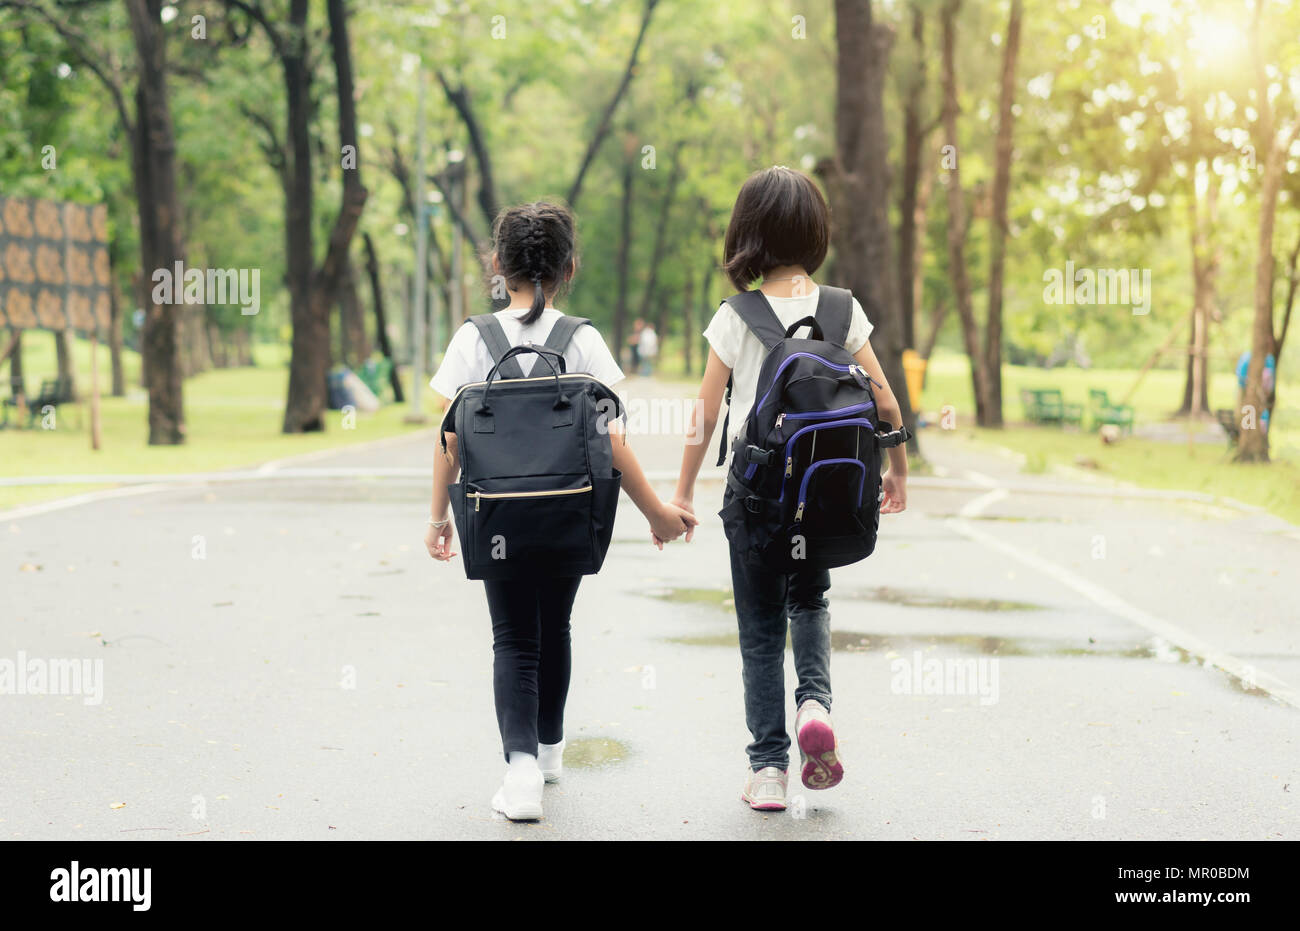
483,576,582,761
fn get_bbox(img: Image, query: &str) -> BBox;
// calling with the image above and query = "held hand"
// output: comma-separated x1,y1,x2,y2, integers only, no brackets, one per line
424,520,457,561
669,495,697,542
880,471,907,514
650,502,698,548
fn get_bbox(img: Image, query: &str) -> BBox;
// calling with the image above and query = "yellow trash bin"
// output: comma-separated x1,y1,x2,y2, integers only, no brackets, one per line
902,349,927,411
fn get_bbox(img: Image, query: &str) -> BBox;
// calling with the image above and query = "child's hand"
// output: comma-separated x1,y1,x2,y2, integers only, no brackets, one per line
669,495,696,542
649,503,698,549
425,520,457,561
881,471,907,514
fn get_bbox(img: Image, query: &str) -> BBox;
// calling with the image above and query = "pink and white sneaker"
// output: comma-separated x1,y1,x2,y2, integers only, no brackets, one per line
795,699,844,789
741,766,788,811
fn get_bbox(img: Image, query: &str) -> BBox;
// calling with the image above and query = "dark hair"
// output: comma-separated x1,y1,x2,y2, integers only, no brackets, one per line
489,201,578,325
722,167,830,291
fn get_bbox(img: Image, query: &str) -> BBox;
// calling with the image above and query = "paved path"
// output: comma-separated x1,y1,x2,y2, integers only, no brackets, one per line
3,376,1296,839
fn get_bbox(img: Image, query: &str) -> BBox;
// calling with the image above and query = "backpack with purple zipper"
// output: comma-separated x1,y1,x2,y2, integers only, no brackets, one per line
716,286,910,572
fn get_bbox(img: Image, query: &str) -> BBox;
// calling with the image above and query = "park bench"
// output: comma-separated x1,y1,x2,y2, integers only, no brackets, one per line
1215,409,1240,447
1088,388,1135,434
0,376,26,429
25,376,75,426
1021,388,1083,427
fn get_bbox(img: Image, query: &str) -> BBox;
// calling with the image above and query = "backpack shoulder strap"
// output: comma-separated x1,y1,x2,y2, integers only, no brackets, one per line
469,313,525,379
543,315,590,356
724,290,786,352
813,285,853,347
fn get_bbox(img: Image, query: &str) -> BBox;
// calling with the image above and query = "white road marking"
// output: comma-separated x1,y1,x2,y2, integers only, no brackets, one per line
0,483,179,523
947,485,1300,709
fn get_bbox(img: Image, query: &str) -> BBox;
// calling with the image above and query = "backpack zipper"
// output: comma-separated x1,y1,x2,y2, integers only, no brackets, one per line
781,401,874,421
792,458,867,523
468,485,592,511
753,353,857,416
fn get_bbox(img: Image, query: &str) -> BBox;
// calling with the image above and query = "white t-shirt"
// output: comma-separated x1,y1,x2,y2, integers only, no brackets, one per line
638,326,659,358
703,286,874,460
429,308,624,401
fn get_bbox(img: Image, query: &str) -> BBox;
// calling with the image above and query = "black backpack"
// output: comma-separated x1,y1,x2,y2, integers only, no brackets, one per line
716,287,909,572
439,314,624,581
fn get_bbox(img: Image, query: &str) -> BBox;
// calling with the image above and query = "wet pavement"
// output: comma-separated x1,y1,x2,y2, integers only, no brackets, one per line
2,377,1297,840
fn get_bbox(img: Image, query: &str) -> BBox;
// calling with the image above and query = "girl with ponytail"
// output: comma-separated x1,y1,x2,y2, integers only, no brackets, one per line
424,201,696,821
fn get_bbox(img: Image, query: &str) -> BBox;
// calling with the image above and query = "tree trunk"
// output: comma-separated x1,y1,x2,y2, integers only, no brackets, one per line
981,0,1022,428
612,139,635,367
181,306,212,377
363,231,404,402
940,0,991,426
53,330,77,400
338,255,369,367
680,268,695,376
280,3,323,432
108,262,125,396
280,0,369,432
819,0,917,453
1238,123,1297,460
1237,0,1298,462
897,3,928,350
920,300,949,364
637,148,683,327
126,0,185,444
1177,150,1217,417
9,329,23,393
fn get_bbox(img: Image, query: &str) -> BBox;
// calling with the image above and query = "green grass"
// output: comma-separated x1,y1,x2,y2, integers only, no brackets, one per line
953,426,1300,525
0,335,432,509
919,350,1300,525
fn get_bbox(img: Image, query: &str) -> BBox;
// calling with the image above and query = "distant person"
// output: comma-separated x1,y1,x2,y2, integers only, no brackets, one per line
424,202,696,823
638,321,658,376
669,166,909,813
627,319,643,372
1236,349,1276,432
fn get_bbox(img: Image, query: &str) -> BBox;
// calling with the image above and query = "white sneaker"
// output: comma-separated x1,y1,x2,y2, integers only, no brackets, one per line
795,699,844,789
491,766,544,821
538,740,565,783
741,766,789,811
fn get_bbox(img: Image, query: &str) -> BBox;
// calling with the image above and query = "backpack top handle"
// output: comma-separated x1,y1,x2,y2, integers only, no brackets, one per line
480,345,569,414
783,315,825,341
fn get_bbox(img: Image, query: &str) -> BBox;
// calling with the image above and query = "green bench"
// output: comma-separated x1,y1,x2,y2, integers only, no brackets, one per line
1088,388,1135,434
1021,388,1083,427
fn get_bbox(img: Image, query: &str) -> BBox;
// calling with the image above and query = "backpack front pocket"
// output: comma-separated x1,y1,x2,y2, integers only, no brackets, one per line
462,475,595,576
789,457,867,533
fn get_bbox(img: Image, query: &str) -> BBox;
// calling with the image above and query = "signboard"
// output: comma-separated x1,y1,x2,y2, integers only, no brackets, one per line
0,197,111,334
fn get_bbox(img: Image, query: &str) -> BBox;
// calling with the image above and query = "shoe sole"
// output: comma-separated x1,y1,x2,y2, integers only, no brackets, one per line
740,792,787,812
492,791,543,821
542,770,560,784
797,718,844,790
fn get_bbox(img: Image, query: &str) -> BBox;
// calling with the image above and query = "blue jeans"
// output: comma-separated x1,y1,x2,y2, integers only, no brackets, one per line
726,502,833,771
